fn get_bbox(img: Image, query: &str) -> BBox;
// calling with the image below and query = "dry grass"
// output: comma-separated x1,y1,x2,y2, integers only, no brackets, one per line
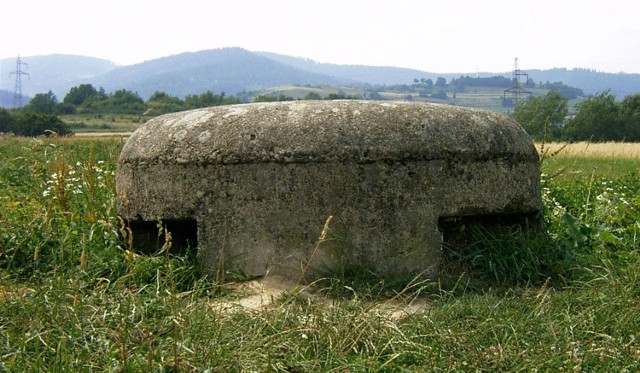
536,141,640,159
74,131,132,138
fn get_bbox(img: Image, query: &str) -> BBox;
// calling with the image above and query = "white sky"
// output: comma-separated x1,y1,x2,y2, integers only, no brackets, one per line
1,0,639,73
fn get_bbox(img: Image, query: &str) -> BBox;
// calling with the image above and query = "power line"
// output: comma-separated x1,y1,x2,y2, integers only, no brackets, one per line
9,56,29,108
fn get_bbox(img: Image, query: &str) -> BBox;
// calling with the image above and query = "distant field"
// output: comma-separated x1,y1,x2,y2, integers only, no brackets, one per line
259,85,584,114
73,132,132,138
257,85,366,99
59,113,145,133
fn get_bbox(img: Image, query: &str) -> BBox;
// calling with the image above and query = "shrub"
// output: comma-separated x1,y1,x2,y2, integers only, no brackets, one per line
0,112,71,137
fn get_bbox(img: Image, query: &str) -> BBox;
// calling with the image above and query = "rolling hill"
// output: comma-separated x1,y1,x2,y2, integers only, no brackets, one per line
83,48,351,99
255,51,454,86
1,48,639,106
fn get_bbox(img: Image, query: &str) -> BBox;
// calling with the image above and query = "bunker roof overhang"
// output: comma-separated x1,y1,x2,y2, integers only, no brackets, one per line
118,100,539,166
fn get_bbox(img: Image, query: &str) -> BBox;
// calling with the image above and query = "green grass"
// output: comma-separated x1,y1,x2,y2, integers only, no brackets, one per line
1,136,639,371
544,157,640,182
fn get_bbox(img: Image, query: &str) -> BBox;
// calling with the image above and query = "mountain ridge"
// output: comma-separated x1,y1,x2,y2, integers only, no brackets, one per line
82,48,350,99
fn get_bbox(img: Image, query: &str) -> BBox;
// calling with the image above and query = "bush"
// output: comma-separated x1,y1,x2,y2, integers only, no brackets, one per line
0,108,15,133
0,112,71,137
431,91,448,100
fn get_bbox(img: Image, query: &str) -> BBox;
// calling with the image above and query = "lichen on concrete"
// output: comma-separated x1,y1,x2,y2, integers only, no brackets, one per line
117,100,541,280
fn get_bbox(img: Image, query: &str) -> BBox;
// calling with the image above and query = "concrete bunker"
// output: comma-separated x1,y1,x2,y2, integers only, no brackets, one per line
116,101,541,280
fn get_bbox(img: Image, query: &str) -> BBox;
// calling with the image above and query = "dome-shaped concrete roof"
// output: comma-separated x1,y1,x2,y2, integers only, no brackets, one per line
119,100,537,165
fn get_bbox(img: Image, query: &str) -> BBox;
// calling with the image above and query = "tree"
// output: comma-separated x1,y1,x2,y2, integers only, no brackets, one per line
619,93,640,141
303,92,322,100
63,84,99,106
111,89,144,105
564,91,621,141
539,81,584,100
512,91,568,140
325,93,358,100
0,108,15,133
435,77,447,88
424,79,433,90
253,94,294,102
146,91,185,115
24,91,59,115
88,89,145,114
431,91,448,100
184,91,240,109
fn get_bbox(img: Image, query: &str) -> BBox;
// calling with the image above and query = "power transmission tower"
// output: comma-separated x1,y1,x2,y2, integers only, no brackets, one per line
503,57,531,107
10,56,29,108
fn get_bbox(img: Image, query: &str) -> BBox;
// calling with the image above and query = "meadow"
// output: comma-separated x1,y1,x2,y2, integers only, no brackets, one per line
59,114,143,134
0,135,639,371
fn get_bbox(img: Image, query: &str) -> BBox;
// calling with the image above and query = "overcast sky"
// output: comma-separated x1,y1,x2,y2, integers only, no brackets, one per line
1,0,639,73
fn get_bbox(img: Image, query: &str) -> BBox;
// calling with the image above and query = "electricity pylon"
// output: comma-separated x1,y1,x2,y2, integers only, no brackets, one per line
9,56,29,108
503,57,532,107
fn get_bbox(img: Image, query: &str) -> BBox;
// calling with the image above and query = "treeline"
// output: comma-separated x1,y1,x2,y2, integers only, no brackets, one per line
0,84,246,136
449,76,584,99
537,81,584,101
23,84,243,116
514,91,640,142
386,76,585,101
0,84,363,136
19,84,362,118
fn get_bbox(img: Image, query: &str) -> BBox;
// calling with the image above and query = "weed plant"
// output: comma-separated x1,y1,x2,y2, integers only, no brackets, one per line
0,136,639,371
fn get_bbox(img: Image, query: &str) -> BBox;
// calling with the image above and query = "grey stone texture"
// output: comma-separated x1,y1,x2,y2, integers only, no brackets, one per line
116,100,541,280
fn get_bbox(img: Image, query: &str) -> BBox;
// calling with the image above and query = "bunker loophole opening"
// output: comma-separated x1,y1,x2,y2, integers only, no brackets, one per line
438,213,541,251
127,219,198,256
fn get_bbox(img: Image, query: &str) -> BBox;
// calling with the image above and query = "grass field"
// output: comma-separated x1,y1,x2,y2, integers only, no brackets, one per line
0,136,639,371
59,114,144,133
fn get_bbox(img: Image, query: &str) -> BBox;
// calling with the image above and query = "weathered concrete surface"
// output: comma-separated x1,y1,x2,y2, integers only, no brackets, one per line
117,100,541,280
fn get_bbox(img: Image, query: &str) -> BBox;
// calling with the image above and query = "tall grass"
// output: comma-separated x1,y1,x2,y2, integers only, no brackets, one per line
537,141,640,159
1,136,639,371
